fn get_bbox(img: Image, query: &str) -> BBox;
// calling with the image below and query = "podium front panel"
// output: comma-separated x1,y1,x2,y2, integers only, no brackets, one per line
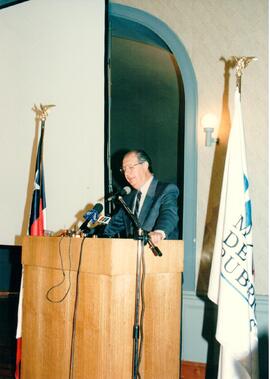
21,237,183,379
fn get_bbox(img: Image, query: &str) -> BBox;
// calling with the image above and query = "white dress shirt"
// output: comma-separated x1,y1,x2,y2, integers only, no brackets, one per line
133,175,153,215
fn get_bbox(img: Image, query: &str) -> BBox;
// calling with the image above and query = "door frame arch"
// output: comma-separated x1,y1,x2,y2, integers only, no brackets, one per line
109,3,198,291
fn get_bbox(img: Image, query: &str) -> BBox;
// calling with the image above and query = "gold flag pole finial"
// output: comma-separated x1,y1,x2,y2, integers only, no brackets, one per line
32,104,56,123
232,56,257,93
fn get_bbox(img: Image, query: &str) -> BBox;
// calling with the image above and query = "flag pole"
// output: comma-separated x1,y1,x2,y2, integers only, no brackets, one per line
208,55,259,379
32,103,56,132
32,103,56,121
29,104,55,235
232,56,257,94
15,103,55,379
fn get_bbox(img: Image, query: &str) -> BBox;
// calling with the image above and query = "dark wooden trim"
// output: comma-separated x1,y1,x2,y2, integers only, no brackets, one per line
0,292,19,297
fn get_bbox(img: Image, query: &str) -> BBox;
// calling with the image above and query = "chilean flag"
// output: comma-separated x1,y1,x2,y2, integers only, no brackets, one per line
15,120,47,379
28,121,47,235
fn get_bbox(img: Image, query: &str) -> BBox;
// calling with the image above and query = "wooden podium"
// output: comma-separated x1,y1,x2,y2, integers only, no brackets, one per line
21,236,184,379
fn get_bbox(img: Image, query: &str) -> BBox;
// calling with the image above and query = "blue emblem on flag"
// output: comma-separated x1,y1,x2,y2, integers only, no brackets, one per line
244,174,252,227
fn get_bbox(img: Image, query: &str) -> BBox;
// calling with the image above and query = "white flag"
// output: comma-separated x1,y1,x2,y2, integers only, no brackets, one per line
208,87,258,378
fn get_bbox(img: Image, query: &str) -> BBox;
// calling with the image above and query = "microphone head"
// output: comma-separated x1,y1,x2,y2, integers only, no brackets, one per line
93,203,103,213
121,186,131,196
106,186,131,202
83,203,103,220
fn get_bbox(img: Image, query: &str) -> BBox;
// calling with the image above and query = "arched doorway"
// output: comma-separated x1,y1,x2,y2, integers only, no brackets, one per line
107,4,197,291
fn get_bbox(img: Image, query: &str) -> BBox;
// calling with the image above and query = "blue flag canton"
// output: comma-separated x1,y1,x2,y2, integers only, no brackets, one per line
244,174,252,228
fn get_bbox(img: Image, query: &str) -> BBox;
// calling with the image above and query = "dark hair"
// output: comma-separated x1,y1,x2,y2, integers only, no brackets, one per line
125,149,153,173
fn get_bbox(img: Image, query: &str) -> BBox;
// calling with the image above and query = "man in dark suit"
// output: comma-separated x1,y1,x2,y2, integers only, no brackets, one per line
103,150,179,243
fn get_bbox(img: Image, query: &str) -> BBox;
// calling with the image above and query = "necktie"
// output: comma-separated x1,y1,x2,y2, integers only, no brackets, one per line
134,190,142,219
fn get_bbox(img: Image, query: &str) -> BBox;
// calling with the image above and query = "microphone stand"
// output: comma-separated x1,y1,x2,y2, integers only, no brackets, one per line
117,196,162,379
117,196,162,257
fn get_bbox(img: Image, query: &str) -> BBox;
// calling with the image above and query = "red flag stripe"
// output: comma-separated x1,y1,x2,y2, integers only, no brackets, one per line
30,199,46,236
15,337,22,379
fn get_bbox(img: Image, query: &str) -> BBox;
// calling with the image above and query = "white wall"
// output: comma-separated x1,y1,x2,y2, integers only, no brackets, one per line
0,0,105,244
112,0,268,295
0,0,268,295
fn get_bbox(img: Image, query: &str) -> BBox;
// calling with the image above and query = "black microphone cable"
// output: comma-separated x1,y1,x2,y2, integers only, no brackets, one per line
45,235,75,377
137,246,146,379
46,235,72,303
45,235,86,379
68,236,86,379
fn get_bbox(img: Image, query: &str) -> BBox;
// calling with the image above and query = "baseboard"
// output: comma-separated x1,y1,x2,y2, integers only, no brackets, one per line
181,360,206,379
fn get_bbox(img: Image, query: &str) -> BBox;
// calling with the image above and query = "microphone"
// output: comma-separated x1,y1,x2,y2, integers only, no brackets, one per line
107,186,131,201
147,237,163,257
78,203,103,233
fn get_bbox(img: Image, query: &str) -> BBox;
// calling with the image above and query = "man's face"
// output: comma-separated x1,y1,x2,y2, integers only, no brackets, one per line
121,152,151,190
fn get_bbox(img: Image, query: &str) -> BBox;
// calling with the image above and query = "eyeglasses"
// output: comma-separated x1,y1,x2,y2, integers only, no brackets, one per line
120,161,144,174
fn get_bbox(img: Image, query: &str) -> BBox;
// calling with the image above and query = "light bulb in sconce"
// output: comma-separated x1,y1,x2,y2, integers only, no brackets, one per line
201,113,219,147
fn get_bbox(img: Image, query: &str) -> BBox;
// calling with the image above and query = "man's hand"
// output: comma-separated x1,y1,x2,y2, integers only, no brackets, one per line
148,230,165,245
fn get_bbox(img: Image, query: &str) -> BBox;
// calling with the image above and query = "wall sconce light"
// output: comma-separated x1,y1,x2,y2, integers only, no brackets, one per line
201,113,219,147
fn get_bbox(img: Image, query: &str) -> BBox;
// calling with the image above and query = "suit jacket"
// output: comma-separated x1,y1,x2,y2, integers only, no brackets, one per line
103,177,179,239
